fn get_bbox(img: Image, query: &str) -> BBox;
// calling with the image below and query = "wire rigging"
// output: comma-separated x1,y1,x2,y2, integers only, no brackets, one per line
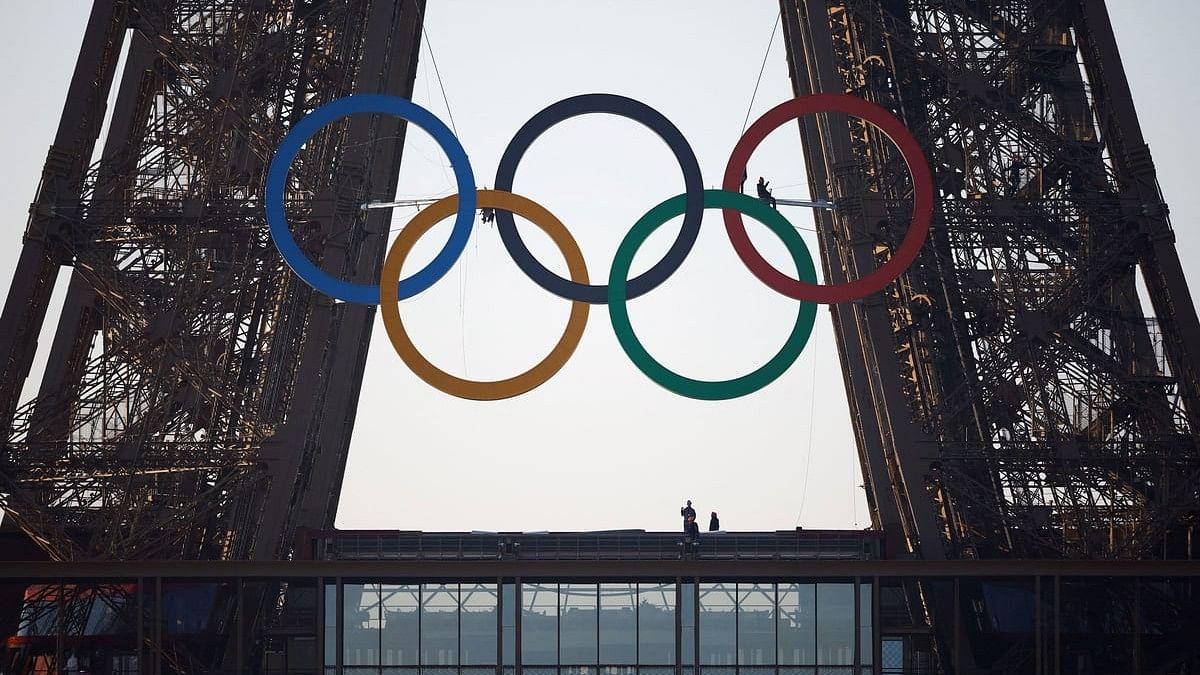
795,325,820,527
421,24,460,140
849,430,859,528
405,1,471,372
740,11,782,137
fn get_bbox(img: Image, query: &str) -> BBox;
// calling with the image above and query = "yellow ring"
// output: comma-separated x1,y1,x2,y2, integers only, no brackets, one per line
379,189,590,401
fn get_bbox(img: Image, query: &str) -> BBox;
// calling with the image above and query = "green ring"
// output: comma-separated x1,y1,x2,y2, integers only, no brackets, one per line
607,189,818,400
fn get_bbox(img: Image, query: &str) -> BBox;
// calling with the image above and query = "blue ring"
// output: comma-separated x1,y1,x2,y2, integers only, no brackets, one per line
265,94,475,304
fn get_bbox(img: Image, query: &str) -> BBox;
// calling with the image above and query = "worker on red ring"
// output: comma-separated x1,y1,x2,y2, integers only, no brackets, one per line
756,176,777,209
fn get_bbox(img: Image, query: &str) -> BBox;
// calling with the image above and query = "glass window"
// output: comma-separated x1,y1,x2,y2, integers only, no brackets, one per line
737,584,773,665
639,583,675,664
959,577,1037,668
881,636,904,673
1140,577,1200,673
858,583,872,666
461,584,497,665
681,581,700,662
502,583,516,667
344,584,381,666
380,584,418,666
1060,578,1134,674
816,583,854,666
699,583,735,666
162,582,218,634
522,583,558,665
600,583,636,664
324,584,336,668
778,583,815,665
681,583,695,666
422,584,459,665
560,584,597,665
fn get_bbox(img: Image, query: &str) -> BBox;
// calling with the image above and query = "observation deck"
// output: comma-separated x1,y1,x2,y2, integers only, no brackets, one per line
299,529,884,561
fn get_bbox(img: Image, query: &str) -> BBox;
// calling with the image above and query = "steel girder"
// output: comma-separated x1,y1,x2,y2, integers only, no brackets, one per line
1,1,425,669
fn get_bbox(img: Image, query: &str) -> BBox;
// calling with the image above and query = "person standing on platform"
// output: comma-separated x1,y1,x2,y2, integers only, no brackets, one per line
709,512,720,531
681,500,696,533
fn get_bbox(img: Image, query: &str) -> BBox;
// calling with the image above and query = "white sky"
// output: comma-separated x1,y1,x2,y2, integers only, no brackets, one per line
0,1,1197,534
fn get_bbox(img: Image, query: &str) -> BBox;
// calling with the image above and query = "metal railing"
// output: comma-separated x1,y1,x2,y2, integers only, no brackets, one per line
312,530,881,561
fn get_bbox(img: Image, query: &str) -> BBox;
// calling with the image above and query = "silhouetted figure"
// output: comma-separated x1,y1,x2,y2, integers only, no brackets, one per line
681,500,696,533
687,514,700,539
741,169,748,193
756,176,777,209
709,512,720,531
480,206,495,224
1007,156,1029,194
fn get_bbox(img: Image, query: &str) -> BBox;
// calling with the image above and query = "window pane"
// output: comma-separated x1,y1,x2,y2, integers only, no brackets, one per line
816,583,854,666
522,583,558,665
639,583,675,664
502,583,516,666
738,583,774,665
379,584,418,666
1060,578,1134,674
345,584,381,666
561,583,597,664
324,584,336,667
681,583,695,666
961,577,1037,667
778,583,815,665
881,636,904,672
422,584,459,665
859,583,872,666
699,583,735,666
1140,577,1200,672
461,583,497,665
599,583,636,664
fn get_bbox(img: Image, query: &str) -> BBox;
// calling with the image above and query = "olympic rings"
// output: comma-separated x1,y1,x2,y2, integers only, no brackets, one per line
722,93,933,303
609,190,817,400
266,94,476,304
266,92,932,400
379,190,590,401
493,93,704,304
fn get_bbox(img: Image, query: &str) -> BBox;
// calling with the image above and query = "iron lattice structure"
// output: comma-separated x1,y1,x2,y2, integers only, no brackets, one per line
0,1,426,670
781,0,1200,669
0,0,422,566
782,0,1200,564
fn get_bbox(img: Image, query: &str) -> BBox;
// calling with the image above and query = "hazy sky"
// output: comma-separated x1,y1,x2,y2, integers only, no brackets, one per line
1,2,1197,534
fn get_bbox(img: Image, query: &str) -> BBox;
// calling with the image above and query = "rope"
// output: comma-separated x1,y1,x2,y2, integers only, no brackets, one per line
415,1,460,139
740,11,782,137
410,1,468,372
794,326,819,527
849,430,859,528
459,234,469,376
405,0,461,139
421,24,460,140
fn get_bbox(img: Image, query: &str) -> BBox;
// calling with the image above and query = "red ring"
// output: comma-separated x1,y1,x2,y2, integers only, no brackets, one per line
722,94,933,303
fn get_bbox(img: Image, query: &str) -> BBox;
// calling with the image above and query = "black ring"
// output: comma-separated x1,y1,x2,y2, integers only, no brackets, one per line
493,93,704,304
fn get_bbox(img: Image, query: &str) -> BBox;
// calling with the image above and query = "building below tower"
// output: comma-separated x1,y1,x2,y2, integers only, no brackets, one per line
1,530,1197,673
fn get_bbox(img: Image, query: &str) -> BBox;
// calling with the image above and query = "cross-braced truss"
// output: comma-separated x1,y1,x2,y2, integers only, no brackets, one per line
784,0,1200,565
781,0,1200,669
0,0,423,669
